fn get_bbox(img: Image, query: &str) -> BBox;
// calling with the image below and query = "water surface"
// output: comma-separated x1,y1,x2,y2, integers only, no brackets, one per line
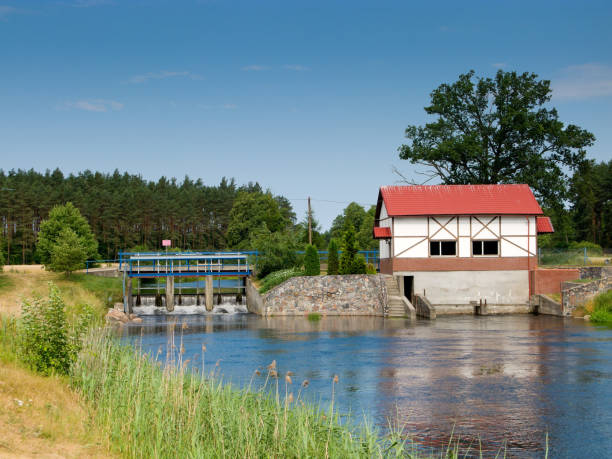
121,313,612,458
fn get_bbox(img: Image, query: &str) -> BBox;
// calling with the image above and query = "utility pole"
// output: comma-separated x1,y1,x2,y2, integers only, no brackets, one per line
308,196,312,245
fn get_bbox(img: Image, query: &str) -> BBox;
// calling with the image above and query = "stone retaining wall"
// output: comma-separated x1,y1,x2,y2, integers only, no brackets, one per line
562,276,612,314
261,274,387,316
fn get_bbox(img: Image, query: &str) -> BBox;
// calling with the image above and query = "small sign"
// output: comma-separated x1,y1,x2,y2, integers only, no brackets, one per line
162,239,171,247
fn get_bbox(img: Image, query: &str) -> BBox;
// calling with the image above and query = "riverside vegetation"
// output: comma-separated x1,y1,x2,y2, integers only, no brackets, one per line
0,270,492,458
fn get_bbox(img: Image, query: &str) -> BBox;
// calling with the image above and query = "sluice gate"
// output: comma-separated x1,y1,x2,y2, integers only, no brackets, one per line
118,252,253,313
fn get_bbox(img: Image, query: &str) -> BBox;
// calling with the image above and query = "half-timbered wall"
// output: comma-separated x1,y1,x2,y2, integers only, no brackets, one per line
386,215,537,259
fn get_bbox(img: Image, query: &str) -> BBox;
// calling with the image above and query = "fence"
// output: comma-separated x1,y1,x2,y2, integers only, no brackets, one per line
538,248,612,267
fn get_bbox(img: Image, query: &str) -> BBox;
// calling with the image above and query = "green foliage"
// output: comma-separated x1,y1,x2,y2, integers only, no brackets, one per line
366,263,377,275
303,245,320,276
0,242,4,271
37,202,98,266
339,226,364,275
570,159,612,248
307,312,321,322
49,228,87,275
327,239,339,275
590,291,612,325
226,191,291,249
17,283,94,375
399,70,595,208
329,203,377,250
259,268,303,293
249,228,301,279
70,331,421,458
297,210,327,249
568,240,603,256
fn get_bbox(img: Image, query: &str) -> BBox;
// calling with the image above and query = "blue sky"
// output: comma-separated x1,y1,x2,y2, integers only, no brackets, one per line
1,0,611,229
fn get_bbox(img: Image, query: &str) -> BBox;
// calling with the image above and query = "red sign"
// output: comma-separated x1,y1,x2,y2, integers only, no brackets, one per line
162,240,171,247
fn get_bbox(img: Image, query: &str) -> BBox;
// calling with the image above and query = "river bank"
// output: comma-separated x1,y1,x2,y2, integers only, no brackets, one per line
0,268,470,458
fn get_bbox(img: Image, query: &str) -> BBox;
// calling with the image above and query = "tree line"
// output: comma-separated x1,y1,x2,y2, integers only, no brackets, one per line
0,169,378,265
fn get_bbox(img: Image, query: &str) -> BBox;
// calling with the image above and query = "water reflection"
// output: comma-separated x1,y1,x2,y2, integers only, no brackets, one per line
120,314,612,458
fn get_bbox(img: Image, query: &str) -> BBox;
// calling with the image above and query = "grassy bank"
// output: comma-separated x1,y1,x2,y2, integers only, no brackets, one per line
589,290,612,325
72,330,419,458
0,316,113,457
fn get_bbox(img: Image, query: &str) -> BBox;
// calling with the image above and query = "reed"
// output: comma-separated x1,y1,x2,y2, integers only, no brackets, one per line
70,328,467,458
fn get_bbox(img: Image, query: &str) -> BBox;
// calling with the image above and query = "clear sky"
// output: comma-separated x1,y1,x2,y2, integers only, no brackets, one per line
1,0,611,229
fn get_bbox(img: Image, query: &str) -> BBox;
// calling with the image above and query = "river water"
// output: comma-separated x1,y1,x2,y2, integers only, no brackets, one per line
120,311,612,458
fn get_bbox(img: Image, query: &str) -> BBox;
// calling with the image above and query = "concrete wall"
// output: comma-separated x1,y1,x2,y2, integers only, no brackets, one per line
395,270,529,306
535,294,565,316
533,268,581,294
262,274,386,316
246,278,265,315
414,294,436,319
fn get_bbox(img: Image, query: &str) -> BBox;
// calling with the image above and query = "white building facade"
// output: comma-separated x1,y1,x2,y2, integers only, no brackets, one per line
374,185,553,312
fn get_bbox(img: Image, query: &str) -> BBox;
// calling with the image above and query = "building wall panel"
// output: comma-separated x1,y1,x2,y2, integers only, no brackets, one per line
393,216,427,237
394,270,530,305
394,238,428,258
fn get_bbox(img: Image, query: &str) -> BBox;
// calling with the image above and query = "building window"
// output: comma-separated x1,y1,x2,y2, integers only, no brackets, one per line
472,240,499,256
430,240,456,256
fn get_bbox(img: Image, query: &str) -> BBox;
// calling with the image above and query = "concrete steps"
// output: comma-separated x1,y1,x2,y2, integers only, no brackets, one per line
384,276,409,317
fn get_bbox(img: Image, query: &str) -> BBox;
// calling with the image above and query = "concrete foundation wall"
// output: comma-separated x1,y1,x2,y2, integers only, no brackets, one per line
395,270,529,305
246,278,265,315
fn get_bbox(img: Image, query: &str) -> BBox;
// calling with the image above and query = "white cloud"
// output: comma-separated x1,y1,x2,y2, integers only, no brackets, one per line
283,64,310,71
553,63,612,100
127,71,202,84
65,99,124,112
492,62,507,69
241,65,268,71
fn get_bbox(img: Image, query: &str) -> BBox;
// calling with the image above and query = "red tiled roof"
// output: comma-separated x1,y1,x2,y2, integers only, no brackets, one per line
373,227,391,239
378,184,543,216
536,216,554,233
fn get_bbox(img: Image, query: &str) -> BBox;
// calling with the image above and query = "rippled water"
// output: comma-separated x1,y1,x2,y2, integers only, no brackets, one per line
120,312,612,458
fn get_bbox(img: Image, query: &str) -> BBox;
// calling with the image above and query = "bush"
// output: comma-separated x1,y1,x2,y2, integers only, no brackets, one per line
366,262,377,275
339,226,363,275
303,245,320,276
327,239,339,275
568,241,604,256
250,229,300,279
17,283,93,375
259,268,303,294
590,290,612,324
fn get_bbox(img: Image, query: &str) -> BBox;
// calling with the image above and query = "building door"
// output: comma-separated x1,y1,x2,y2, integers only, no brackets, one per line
403,276,414,304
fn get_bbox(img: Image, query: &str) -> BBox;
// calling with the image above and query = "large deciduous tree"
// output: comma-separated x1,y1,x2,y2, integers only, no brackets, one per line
398,70,595,206
37,202,98,266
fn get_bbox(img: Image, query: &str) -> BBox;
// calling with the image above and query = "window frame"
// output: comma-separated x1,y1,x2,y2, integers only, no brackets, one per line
429,239,457,257
472,239,500,257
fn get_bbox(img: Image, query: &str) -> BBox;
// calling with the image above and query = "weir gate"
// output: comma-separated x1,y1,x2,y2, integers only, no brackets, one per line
119,252,254,313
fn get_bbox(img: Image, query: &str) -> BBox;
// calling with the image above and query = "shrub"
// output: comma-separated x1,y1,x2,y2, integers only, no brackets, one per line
303,245,320,276
307,312,321,322
365,262,377,275
327,239,339,275
339,226,362,275
250,229,300,279
17,283,93,375
590,290,612,324
568,241,604,256
259,268,303,294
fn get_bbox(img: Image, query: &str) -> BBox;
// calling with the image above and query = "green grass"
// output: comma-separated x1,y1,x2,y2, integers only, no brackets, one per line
590,290,612,325
568,278,596,284
70,329,480,458
259,268,304,293
67,273,123,307
307,312,322,322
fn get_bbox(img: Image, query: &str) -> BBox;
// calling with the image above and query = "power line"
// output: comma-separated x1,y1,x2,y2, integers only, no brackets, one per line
287,198,375,207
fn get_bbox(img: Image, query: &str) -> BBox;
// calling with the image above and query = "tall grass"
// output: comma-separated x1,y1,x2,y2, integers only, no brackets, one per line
590,290,612,325
71,328,467,458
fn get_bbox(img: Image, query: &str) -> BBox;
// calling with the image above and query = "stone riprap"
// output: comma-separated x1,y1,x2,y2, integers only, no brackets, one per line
261,274,387,316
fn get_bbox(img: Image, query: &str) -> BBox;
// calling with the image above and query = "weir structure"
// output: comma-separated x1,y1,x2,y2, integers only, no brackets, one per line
118,252,254,313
